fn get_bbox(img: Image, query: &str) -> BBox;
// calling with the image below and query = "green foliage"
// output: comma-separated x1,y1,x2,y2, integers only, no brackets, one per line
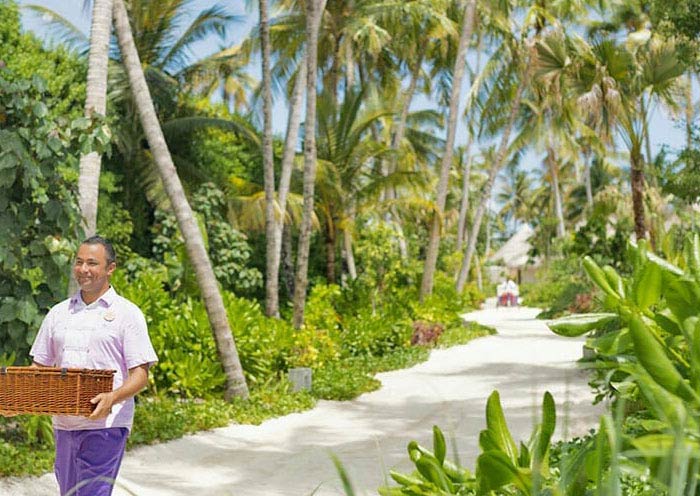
0,1,86,120
150,182,262,296
547,235,700,492
521,257,595,319
0,70,110,358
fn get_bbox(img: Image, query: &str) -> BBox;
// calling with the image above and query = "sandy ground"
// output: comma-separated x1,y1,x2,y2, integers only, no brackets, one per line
0,300,604,495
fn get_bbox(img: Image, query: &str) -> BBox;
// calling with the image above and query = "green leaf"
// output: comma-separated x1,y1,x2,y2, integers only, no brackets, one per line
532,392,556,471
477,451,532,495
583,256,618,298
0,299,16,323
547,313,618,337
485,391,519,464
629,315,699,403
432,425,446,466
666,278,700,324
31,102,47,118
633,262,662,310
631,434,700,459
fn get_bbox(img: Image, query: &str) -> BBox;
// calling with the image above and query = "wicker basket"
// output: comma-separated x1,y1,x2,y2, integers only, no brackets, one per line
0,367,115,417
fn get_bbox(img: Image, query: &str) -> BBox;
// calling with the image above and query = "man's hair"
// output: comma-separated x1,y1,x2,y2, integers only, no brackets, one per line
81,235,117,265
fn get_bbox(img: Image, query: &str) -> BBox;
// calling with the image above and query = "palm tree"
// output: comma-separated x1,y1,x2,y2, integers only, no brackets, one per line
112,0,248,400
77,0,113,238
455,8,529,292
258,0,279,317
537,30,684,241
419,0,476,300
292,0,326,329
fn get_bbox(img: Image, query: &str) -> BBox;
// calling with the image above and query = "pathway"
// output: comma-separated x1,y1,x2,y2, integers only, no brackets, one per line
0,301,604,495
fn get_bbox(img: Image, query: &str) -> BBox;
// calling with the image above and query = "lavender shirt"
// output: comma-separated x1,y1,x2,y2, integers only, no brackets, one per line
30,287,158,431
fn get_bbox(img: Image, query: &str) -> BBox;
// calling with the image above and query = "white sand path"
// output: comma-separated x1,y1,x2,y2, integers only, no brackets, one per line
0,301,604,495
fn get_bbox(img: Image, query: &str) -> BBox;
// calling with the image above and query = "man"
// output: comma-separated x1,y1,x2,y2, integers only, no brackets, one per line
30,235,158,496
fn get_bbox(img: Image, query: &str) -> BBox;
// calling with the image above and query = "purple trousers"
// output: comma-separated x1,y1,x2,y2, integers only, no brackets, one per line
54,428,129,496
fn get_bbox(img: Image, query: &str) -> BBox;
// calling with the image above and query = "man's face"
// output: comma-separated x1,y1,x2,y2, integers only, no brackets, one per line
73,243,115,294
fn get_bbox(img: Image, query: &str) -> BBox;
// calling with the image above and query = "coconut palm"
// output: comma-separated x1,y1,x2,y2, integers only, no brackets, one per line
292,0,326,329
112,0,248,400
536,29,684,240
419,0,476,300
77,0,113,238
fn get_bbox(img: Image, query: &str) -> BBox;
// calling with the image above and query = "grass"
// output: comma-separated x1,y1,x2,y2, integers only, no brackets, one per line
0,320,495,478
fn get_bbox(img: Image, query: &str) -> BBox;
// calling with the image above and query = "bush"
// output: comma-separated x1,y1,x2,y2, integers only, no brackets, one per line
521,256,596,318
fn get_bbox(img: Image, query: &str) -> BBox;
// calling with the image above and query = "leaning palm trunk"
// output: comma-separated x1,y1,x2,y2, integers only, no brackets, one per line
419,0,476,301
547,147,566,238
268,54,307,318
113,0,248,400
456,78,526,293
77,0,113,237
292,0,325,328
260,0,278,318
456,137,474,251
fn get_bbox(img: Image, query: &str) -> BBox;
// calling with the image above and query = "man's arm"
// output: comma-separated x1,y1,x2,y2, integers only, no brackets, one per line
88,364,149,420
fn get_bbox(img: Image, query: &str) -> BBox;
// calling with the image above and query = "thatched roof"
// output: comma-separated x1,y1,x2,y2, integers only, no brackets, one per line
489,224,536,268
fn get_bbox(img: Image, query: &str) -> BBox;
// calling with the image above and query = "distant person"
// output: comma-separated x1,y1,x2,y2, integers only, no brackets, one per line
496,280,508,307
506,278,519,306
29,236,158,496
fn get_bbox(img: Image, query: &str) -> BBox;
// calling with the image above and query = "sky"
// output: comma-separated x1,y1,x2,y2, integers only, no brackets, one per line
18,0,690,173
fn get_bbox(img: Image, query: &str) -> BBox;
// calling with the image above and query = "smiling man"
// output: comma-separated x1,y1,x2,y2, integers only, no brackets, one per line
30,235,158,496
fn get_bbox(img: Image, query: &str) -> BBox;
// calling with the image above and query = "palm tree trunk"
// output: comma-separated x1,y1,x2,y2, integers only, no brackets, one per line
325,221,336,283
260,0,278,318
77,0,113,237
343,225,357,280
456,77,526,292
282,222,295,300
113,0,248,400
292,0,325,328
631,147,646,241
686,73,694,151
270,54,307,317
456,137,473,251
583,147,593,209
547,147,566,238
419,0,476,301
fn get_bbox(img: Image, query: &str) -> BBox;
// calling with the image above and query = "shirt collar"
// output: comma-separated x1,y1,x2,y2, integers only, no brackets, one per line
69,286,116,310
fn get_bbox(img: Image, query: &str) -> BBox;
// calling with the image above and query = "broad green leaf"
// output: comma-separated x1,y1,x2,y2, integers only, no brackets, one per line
485,391,519,464
583,256,617,297
477,451,532,495
666,278,700,323
433,425,446,466
633,262,662,310
646,251,684,277
629,315,699,404
548,313,618,337
653,311,681,336
630,434,700,459
626,365,690,431
415,455,454,493
603,265,625,298
587,328,631,355
0,299,16,323
532,392,556,470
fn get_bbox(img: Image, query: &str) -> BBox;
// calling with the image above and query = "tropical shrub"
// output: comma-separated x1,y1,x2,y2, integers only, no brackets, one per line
0,70,110,359
548,234,700,491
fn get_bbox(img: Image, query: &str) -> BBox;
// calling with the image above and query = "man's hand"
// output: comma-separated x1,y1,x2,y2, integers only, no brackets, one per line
89,391,116,420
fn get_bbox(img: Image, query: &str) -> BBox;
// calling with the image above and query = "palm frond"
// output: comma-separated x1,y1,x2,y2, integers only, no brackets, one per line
22,5,89,53
161,116,260,148
160,5,239,72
